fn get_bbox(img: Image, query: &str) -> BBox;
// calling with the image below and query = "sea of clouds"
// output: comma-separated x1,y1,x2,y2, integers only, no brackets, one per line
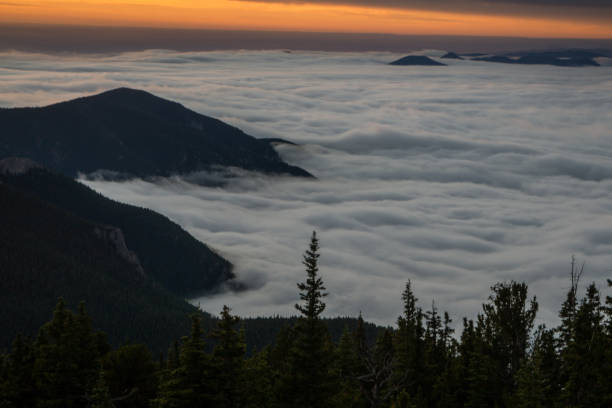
1,49,611,328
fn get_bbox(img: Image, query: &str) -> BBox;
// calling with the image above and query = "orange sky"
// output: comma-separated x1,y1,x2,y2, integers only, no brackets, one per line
1,0,611,39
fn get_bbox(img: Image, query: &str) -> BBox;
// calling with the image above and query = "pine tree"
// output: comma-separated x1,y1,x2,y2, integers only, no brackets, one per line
33,299,109,408
1,334,36,408
278,231,336,408
393,281,424,404
154,314,217,408
334,325,365,408
559,283,607,407
242,349,274,408
464,314,497,408
431,311,458,408
210,305,246,408
480,281,538,406
295,231,327,320
513,326,560,408
603,279,612,405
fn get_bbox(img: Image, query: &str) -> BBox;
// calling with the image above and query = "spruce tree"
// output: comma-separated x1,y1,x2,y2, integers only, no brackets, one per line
334,325,365,408
603,279,612,405
210,305,246,408
1,334,36,408
560,283,607,407
154,315,217,408
295,231,327,319
480,281,538,406
279,231,336,408
393,281,424,404
33,299,108,408
242,349,274,408
513,326,560,408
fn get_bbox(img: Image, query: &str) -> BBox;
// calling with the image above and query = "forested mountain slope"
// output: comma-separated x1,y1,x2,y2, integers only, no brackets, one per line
1,161,233,296
0,179,207,353
0,88,312,178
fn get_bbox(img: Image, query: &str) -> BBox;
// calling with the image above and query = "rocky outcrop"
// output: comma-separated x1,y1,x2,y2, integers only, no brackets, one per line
93,225,145,277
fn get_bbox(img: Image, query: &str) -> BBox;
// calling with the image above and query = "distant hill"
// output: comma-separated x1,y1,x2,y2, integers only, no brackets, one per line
441,52,463,60
0,159,234,296
389,56,446,66
472,53,599,67
0,176,211,354
0,88,312,179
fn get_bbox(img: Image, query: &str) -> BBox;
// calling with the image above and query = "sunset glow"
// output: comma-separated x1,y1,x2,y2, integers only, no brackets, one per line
1,0,611,39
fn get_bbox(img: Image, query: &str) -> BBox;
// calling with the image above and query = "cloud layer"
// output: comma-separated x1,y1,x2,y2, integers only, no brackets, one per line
1,50,611,329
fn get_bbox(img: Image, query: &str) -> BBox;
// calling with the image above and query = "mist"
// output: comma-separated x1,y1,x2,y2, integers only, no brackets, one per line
1,49,611,328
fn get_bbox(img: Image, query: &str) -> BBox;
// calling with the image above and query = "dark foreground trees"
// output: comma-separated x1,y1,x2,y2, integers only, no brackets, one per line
1,235,610,408
278,231,337,408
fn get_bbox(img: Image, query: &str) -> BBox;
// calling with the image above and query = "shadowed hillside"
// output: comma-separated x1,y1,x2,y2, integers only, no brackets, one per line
0,88,312,179
0,179,208,354
1,160,234,296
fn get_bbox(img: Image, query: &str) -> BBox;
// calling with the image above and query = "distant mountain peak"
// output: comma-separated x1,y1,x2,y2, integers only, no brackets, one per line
85,87,168,101
441,52,463,60
0,89,313,179
389,55,446,66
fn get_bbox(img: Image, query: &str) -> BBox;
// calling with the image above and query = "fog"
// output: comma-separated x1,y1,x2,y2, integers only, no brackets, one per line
1,49,611,328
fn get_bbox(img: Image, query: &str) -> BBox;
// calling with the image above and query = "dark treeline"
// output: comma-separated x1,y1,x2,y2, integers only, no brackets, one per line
1,233,611,407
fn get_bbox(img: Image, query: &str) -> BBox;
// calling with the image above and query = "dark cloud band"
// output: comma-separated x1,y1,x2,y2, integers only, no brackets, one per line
232,0,612,23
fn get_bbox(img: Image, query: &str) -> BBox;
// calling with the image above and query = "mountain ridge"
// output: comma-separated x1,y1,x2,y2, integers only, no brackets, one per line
0,88,312,179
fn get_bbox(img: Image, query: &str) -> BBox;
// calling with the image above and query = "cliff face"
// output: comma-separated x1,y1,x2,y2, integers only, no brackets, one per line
93,225,145,277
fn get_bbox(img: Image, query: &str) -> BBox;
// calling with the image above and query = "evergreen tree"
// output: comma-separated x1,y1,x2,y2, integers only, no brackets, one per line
154,315,217,408
278,231,337,408
33,299,109,408
559,283,608,407
558,257,584,350
392,281,424,405
1,334,36,408
603,278,612,405
480,281,538,406
210,305,246,408
295,231,327,320
462,315,497,408
430,311,458,408
513,326,561,408
242,349,274,408
334,325,366,408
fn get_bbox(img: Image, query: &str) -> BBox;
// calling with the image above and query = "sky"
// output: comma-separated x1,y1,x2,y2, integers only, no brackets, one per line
1,0,611,39
2,49,610,328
